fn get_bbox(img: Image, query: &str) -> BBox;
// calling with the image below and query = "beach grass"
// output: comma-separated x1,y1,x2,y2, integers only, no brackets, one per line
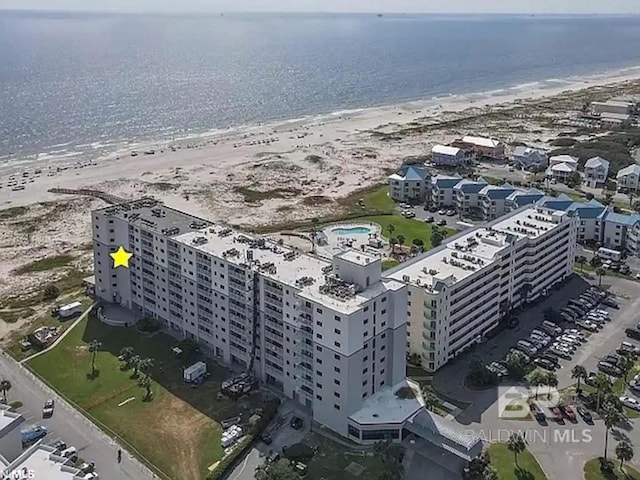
14,254,76,274
27,315,264,480
487,443,547,480
584,458,640,480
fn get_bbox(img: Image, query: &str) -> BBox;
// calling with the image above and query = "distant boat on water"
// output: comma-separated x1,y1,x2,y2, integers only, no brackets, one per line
377,14,383,18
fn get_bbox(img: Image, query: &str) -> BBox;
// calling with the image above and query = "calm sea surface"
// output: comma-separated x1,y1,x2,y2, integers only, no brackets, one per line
1,12,640,163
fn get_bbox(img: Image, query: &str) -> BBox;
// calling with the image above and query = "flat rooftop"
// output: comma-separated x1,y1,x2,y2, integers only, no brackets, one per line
349,379,424,425
95,197,213,237
386,207,565,289
0,408,24,437
3,445,82,480
175,228,403,314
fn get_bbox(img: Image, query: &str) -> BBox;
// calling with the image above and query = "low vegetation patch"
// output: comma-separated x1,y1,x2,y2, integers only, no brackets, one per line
0,205,30,220
487,442,547,480
14,254,76,275
235,186,302,203
584,457,640,480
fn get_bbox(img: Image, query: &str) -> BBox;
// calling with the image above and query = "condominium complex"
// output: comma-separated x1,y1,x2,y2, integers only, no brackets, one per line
92,198,409,438
385,207,577,372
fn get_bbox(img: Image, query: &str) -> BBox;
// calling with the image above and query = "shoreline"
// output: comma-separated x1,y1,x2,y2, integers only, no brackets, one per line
3,62,640,174
1,65,640,314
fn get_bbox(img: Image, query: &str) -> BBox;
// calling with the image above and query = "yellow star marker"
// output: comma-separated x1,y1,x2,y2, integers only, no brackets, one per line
110,246,133,269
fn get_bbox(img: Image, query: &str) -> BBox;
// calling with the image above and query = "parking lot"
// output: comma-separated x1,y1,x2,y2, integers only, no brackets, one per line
434,275,640,412
395,203,474,230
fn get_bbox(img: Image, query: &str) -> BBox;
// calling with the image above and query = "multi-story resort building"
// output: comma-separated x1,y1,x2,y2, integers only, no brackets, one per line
91,198,418,441
385,206,577,372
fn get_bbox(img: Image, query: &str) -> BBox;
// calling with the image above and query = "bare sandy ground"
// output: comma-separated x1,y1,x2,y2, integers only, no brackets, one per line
1,67,640,329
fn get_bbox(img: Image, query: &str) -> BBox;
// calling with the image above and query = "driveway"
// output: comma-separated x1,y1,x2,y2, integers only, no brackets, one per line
228,400,310,480
0,353,156,480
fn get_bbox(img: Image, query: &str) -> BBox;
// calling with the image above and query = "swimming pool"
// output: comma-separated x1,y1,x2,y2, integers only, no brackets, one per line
331,226,371,235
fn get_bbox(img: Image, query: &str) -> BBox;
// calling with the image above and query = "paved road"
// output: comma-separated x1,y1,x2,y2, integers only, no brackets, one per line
0,353,158,480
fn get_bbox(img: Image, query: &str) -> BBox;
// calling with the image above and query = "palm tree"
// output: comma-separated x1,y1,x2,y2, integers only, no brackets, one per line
138,374,152,400
130,355,142,376
119,346,134,361
619,356,635,384
603,404,625,460
507,433,526,468
529,370,547,400
596,267,606,287
519,283,533,304
571,365,587,393
576,256,586,273
89,339,102,374
0,380,11,403
387,224,395,238
482,465,499,480
390,238,398,252
138,357,154,375
544,371,558,400
396,234,406,246
616,440,634,470
594,373,613,411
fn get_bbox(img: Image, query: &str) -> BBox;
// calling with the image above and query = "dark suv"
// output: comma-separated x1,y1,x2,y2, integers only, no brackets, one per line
290,416,304,430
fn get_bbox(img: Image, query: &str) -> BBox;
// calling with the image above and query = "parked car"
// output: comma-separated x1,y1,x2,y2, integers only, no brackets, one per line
42,399,54,418
51,440,67,454
402,210,416,219
60,446,78,460
626,328,640,340
438,209,447,215
559,405,576,422
260,433,273,445
531,329,551,340
602,297,619,309
576,405,593,422
267,451,280,463
563,329,586,340
550,406,564,423
620,396,640,411
603,354,621,366
552,341,576,352
577,320,599,332
538,354,559,366
534,358,556,371
598,361,622,377
290,416,304,430
428,206,438,213
548,347,571,360
425,216,435,223
618,342,640,357
529,402,545,421
445,209,456,216
541,321,562,335
437,219,447,226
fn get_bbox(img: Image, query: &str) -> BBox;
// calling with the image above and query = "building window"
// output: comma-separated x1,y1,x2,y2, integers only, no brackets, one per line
348,425,360,438
334,328,341,334
334,404,341,410
334,341,341,348
361,429,399,441
334,366,340,373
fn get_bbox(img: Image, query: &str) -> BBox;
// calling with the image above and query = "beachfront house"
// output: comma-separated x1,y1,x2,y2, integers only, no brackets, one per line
478,184,517,220
431,145,470,167
431,175,462,208
512,146,548,170
617,164,640,193
583,156,610,188
453,178,487,216
453,136,505,160
591,100,634,116
601,113,631,129
546,155,578,184
388,165,431,203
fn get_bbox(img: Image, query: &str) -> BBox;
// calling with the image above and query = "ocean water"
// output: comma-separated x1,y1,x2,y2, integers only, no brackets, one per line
2,11,640,164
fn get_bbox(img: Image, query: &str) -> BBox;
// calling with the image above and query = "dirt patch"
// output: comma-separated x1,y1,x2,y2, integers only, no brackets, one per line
234,186,303,203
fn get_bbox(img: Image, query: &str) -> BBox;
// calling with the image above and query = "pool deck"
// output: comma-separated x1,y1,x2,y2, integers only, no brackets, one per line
318,222,385,259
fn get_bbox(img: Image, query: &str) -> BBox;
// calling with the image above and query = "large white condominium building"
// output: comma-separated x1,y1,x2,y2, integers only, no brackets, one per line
92,198,408,438
385,206,577,372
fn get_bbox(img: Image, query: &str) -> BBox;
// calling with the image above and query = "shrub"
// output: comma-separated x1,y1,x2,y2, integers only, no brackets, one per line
136,318,161,333
43,285,60,301
9,401,22,410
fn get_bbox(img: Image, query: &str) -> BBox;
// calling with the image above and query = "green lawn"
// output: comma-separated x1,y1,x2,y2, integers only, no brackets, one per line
28,316,263,480
382,260,399,271
584,458,640,480
488,443,547,480
358,215,454,248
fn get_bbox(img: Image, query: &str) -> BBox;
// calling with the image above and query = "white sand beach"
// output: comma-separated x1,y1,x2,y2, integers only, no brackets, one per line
1,66,640,310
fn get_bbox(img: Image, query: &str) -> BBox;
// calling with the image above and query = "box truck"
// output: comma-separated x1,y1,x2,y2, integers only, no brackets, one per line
54,301,83,319
183,361,207,383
